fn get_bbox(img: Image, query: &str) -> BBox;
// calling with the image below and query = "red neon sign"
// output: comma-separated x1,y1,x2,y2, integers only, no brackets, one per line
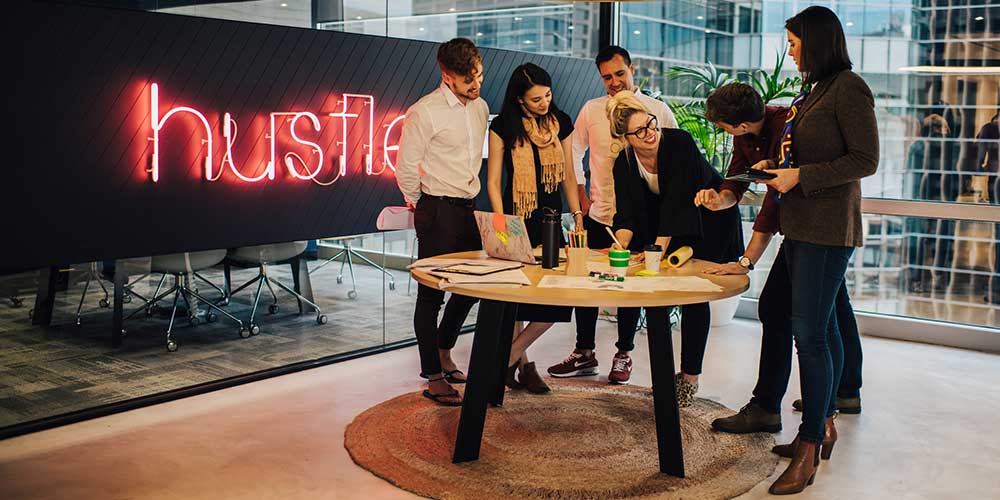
148,83,404,184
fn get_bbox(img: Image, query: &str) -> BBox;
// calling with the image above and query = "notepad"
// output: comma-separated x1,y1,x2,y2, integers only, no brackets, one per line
433,262,524,276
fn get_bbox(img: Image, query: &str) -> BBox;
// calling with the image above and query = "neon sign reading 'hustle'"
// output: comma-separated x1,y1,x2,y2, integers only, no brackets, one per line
148,83,406,184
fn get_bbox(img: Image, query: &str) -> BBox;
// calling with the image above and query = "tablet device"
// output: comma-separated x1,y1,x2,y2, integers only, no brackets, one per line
725,169,776,182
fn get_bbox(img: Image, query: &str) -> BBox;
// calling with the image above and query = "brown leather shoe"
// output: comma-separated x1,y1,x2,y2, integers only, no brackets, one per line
711,402,782,434
769,438,820,495
518,362,551,394
506,360,524,390
773,416,837,460
793,396,861,414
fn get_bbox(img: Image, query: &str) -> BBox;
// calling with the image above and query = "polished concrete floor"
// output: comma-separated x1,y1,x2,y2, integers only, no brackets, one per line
1,318,999,499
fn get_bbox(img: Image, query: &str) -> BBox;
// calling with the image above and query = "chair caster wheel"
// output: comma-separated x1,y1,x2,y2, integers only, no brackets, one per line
269,304,279,314
76,318,82,326
336,276,344,284
145,307,154,316
99,298,110,308
167,340,178,352
121,328,127,337
206,312,218,323
348,290,357,299
11,297,23,308
123,295,133,304
189,317,202,327
389,282,396,291
239,327,252,338
28,309,34,320
317,314,328,325
250,324,261,336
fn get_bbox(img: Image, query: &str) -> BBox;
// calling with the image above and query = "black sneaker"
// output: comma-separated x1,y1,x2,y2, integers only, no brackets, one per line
711,402,782,433
547,350,599,378
793,396,862,414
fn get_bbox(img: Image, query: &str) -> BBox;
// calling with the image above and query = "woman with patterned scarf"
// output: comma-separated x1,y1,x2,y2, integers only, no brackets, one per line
486,63,584,395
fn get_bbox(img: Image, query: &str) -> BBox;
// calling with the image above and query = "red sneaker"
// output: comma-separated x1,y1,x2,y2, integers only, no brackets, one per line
608,352,633,385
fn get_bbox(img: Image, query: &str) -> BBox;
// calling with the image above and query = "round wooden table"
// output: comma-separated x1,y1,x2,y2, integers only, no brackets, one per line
412,251,749,478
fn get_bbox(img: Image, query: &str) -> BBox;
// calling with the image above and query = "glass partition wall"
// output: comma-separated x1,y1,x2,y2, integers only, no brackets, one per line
621,0,999,334
4,0,997,439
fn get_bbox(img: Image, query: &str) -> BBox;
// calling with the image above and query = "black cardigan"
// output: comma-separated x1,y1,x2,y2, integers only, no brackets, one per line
611,128,744,263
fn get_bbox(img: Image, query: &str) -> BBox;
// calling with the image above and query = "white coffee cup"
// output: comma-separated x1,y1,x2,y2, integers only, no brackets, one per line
644,244,663,272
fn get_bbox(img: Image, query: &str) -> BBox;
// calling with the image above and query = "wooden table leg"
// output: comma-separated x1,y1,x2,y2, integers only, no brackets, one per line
112,263,127,348
491,303,517,407
453,299,512,463
646,306,685,477
31,266,60,326
290,256,316,314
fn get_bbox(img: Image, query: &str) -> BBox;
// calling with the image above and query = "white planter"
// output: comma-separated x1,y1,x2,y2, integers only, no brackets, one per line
710,295,742,327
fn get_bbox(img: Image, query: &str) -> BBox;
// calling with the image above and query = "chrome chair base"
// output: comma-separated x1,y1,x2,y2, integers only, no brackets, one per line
124,274,247,352
311,240,394,299
230,263,327,334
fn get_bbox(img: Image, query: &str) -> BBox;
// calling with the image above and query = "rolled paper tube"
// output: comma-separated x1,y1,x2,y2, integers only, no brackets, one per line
666,246,694,268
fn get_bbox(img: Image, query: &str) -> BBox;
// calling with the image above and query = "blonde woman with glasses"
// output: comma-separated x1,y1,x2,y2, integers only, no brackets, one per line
606,91,744,407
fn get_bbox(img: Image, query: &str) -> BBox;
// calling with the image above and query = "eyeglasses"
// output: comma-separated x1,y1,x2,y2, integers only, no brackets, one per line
624,114,658,139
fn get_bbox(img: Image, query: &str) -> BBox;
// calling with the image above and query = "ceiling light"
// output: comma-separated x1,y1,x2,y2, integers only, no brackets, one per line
449,8,456,12
476,32,483,36
633,30,641,35
355,16,363,20
514,17,522,21
279,2,287,6
899,65,1000,75
696,15,704,20
975,16,984,21
568,25,575,30
524,40,533,44
845,21,855,27
418,27,425,31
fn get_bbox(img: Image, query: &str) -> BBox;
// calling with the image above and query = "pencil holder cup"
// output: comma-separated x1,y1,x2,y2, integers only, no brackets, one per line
608,248,631,278
565,247,590,276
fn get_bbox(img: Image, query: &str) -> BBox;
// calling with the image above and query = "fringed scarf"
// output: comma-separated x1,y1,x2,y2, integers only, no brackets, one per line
511,112,565,218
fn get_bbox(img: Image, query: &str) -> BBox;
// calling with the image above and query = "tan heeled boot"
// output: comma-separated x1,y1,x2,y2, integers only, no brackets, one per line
772,416,837,460
769,439,820,495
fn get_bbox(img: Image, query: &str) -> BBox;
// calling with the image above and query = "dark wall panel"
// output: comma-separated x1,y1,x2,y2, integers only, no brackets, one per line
2,1,605,274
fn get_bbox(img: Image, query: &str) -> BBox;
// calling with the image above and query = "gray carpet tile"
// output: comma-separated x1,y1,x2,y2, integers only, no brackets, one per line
0,259,477,428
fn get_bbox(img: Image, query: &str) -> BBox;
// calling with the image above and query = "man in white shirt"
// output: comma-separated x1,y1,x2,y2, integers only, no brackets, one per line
396,38,489,406
547,46,677,385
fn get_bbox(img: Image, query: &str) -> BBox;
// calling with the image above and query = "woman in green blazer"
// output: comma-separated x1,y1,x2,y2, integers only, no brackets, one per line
756,6,879,495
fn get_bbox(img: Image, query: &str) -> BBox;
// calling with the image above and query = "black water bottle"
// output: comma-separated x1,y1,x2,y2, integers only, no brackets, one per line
541,208,560,269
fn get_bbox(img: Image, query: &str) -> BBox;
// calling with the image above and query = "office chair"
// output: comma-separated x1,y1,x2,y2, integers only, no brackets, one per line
227,241,327,334
124,250,247,352
374,206,417,295
311,236,395,299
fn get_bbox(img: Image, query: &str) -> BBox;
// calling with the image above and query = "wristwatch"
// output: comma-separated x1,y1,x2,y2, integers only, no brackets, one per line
738,256,754,270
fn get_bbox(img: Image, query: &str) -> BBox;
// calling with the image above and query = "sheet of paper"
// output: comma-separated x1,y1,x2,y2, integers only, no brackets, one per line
537,275,722,293
429,268,532,286
435,262,523,275
408,257,522,270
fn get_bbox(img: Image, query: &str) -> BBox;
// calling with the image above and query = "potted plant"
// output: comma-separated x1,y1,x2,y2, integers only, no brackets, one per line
643,51,801,326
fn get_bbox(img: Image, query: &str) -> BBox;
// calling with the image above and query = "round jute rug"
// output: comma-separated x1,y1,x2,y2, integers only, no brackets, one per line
345,379,777,500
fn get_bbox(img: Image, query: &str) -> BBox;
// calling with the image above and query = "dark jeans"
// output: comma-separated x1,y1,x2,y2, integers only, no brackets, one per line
751,243,863,417
413,196,481,377
785,239,853,443
574,215,624,351
615,303,710,374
